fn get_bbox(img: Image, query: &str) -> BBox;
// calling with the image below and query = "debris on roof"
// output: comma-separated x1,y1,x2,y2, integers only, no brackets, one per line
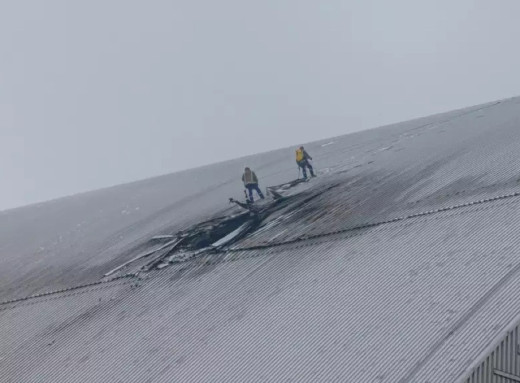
3,97,520,382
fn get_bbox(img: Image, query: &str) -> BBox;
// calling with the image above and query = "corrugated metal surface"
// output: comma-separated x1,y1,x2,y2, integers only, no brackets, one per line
457,317,520,383
3,96,520,381
1,97,514,302
2,195,520,382
231,98,520,250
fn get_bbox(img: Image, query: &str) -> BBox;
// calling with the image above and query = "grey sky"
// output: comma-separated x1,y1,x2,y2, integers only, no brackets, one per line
1,0,519,210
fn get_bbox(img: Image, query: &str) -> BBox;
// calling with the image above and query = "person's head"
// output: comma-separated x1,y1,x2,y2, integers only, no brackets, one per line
244,167,250,172
299,146,304,150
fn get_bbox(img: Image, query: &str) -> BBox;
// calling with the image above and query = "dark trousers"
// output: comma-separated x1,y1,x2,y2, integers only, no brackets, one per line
246,184,264,202
297,160,315,178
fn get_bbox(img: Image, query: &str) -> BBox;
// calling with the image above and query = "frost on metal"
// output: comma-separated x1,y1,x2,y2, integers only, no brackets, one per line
2,97,520,382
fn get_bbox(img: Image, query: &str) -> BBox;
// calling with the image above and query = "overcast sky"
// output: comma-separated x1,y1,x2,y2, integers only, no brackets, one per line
1,0,519,210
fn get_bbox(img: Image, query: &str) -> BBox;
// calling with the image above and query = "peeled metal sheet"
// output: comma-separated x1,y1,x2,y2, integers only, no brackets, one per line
2,97,520,382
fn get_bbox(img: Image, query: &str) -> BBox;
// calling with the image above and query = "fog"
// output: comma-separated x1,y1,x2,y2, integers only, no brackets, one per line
1,0,519,210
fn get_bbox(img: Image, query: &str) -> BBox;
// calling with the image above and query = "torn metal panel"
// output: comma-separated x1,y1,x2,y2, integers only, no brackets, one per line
103,238,183,277
3,97,520,382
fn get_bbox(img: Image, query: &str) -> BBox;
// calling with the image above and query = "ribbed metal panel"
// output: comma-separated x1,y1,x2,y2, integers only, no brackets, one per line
3,97,520,381
2,196,520,382
459,318,520,383
1,97,514,302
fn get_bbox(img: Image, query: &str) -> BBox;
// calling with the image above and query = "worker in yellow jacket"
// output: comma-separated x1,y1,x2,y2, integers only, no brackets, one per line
242,167,265,203
296,146,315,179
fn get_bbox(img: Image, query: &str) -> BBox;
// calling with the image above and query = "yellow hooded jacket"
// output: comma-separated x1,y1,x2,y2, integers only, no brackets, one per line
296,148,311,163
296,148,304,162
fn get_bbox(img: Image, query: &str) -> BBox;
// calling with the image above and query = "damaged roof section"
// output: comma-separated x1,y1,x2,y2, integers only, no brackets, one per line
1,97,513,302
3,190,520,382
104,179,338,277
4,97,520,382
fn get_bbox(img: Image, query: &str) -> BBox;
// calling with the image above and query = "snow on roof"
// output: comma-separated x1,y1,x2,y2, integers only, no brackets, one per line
2,97,520,381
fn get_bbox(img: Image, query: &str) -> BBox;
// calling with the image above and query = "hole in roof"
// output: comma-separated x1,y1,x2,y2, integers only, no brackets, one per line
103,178,343,277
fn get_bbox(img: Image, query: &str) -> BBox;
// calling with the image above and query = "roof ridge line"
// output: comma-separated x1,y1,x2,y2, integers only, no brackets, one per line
0,273,137,307
228,190,520,252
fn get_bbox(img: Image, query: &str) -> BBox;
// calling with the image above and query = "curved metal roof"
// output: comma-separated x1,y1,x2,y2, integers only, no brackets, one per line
2,97,520,381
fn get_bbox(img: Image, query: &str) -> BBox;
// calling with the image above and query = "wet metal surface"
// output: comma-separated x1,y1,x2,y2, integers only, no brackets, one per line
2,97,520,381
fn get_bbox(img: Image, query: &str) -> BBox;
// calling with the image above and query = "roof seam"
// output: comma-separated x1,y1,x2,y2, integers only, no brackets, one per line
228,190,520,252
2,190,517,308
0,273,136,307
202,196,519,262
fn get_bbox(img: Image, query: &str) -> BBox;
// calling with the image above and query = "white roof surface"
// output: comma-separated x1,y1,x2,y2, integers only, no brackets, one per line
2,97,520,382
